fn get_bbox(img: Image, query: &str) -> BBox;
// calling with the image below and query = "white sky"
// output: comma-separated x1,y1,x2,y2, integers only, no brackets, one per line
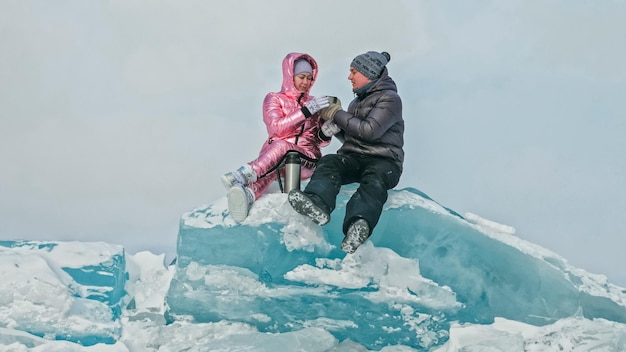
1,1,625,285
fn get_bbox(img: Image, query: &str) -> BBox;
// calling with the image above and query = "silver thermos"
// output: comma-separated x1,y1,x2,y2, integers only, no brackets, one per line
284,151,301,193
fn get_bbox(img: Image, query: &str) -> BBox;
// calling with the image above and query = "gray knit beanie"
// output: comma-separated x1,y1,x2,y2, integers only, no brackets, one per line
294,58,313,75
350,51,391,80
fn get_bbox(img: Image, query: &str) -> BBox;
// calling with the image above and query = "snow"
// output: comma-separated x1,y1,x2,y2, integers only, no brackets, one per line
2,186,626,351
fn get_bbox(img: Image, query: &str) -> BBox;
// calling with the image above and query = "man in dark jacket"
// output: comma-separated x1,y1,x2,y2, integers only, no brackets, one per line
288,51,404,254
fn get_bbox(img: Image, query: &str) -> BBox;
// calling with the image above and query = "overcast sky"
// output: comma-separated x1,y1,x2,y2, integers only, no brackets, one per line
1,1,625,286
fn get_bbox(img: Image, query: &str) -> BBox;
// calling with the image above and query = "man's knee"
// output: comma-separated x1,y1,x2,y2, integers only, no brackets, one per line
315,154,344,173
365,162,401,189
360,177,388,199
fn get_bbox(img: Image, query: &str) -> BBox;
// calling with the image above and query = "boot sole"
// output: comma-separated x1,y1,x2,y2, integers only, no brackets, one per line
288,190,330,226
341,220,370,254
221,175,236,190
228,186,249,223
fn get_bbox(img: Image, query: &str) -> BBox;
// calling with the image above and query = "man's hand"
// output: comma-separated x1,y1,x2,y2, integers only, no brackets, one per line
319,96,342,121
321,120,341,137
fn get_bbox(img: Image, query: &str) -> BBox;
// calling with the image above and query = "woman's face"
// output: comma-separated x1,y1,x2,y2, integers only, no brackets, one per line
348,67,371,90
293,73,314,93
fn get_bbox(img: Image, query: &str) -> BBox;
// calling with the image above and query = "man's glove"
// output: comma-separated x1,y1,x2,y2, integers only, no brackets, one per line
319,96,342,121
302,96,330,117
321,120,341,138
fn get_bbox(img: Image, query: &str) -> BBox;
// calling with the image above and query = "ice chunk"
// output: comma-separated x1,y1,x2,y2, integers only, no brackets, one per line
0,240,126,345
165,185,626,350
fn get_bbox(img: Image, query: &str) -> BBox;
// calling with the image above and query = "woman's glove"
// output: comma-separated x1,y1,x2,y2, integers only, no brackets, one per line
302,96,330,117
319,96,342,121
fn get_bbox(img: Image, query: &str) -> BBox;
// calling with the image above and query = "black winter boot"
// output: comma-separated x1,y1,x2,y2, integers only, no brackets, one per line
288,189,330,226
341,219,370,254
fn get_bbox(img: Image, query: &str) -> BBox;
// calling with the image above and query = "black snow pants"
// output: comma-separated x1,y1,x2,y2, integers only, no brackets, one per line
302,153,402,235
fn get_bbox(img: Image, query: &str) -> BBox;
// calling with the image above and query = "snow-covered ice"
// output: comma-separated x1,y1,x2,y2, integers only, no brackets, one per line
2,186,626,351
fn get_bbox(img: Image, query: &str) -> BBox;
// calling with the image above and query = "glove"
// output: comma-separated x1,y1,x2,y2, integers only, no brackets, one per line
302,96,330,117
321,120,341,137
319,96,342,121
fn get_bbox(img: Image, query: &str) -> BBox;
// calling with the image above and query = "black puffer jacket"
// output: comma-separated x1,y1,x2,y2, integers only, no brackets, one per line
333,68,404,171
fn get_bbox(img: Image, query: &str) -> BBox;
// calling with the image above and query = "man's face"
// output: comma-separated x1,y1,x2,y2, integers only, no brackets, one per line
348,67,371,90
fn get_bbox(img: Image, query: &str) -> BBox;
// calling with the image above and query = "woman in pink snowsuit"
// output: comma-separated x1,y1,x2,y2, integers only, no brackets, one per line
222,52,338,222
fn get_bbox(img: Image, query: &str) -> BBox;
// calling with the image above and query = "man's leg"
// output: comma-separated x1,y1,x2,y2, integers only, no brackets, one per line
288,154,358,225
341,157,401,252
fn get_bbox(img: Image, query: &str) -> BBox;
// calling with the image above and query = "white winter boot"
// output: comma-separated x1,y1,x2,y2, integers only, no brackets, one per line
221,164,257,189
228,184,255,223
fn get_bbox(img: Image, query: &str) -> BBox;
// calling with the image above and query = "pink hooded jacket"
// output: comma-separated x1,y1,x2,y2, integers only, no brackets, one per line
248,52,331,198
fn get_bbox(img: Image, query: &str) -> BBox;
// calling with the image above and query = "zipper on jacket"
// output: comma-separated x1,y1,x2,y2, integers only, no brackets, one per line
295,92,305,145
